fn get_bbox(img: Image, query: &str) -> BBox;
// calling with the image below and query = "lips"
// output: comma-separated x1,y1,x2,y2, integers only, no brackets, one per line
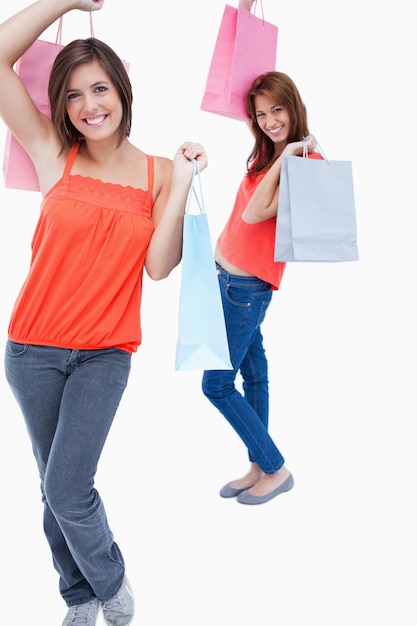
84,114,107,126
268,125,283,136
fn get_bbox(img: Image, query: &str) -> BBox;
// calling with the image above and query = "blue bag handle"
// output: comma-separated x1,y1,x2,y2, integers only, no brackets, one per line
185,159,206,215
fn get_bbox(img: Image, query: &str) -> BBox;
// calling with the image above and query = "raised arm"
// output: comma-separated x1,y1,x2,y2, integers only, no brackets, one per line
0,0,104,170
145,142,208,280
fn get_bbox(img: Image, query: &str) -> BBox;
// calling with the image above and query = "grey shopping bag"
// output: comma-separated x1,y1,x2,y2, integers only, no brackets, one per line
175,161,233,371
274,149,359,262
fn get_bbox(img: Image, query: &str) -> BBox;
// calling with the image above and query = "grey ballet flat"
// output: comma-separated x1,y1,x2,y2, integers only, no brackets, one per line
237,474,294,505
219,482,248,498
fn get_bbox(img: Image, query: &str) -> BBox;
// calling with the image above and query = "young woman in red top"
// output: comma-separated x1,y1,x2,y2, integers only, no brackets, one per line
0,1,207,624
202,71,319,505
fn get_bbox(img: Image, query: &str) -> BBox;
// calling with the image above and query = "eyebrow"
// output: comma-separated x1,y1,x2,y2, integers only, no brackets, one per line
66,80,111,92
256,104,282,113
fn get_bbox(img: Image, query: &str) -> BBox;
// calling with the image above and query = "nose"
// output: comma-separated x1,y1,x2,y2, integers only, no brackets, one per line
265,112,277,127
82,93,99,113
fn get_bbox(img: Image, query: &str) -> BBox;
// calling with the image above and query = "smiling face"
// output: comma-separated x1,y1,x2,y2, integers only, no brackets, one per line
65,60,123,142
254,94,291,155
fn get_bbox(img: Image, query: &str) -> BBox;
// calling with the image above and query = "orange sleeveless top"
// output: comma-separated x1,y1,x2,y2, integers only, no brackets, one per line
217,153,323,290
217,170,285,290
8,143,155,353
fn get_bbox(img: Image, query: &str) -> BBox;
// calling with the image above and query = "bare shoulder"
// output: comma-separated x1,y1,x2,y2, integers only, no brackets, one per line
152,155,173,194
153,155,173,176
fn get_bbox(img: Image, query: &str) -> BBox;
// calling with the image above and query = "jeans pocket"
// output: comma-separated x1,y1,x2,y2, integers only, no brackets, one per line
5,340,28,357
224,283,252,307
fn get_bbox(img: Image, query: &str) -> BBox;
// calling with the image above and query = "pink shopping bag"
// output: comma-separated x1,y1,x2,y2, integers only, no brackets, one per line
2,15,129,192
200,2,278,121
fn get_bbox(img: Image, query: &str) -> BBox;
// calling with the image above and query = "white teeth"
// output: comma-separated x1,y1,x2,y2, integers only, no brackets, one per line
85,115,106,125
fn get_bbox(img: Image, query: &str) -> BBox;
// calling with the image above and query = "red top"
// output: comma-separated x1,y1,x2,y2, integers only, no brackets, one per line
8,143,155,353
217,152,323,289
217,169,284,289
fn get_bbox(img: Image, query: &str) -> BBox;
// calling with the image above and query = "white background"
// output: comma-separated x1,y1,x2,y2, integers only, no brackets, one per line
0,1,415,624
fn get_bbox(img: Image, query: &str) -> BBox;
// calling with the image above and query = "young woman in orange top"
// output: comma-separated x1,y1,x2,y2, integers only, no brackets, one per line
0,1,207,624
202,71,320,506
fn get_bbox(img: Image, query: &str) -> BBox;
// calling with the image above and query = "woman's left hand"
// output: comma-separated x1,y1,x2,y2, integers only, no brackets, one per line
174,141,208,175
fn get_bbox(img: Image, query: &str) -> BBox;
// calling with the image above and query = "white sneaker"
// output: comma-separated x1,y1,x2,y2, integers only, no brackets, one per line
102,576,135,626
62,597,99,626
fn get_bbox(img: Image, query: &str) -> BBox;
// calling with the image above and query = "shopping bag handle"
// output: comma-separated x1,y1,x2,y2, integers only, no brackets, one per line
250,0,265,21
240,0,266,23
303,135,331,166
185,159,206,215
55,12,95,45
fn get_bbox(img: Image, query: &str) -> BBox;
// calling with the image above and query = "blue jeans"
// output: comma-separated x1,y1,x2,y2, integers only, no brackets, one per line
202,265,285,474
4,341,131,606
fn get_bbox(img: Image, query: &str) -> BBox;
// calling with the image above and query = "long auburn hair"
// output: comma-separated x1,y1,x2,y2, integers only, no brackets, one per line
245,72,309,176
48,38,132,154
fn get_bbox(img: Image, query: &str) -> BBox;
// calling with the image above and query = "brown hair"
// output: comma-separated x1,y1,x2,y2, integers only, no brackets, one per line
245,71,309,176
48,38,132,153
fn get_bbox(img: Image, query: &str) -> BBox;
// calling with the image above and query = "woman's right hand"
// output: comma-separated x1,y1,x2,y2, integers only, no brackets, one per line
282,135,316,157
69,0,105,12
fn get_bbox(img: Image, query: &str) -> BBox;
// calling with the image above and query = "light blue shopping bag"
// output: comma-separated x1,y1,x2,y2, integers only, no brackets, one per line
175,161,233,371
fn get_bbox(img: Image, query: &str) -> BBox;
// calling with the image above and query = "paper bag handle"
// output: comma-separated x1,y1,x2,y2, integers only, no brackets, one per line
303,135,330,165
250,0,265,21
240,0,266,23
185,159,206,216
55,12,95,45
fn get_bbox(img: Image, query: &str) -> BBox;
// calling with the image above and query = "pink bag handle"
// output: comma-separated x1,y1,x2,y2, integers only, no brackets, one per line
55,12,95,45
240,0,266,23
239,0,265,23
250,0,265,20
